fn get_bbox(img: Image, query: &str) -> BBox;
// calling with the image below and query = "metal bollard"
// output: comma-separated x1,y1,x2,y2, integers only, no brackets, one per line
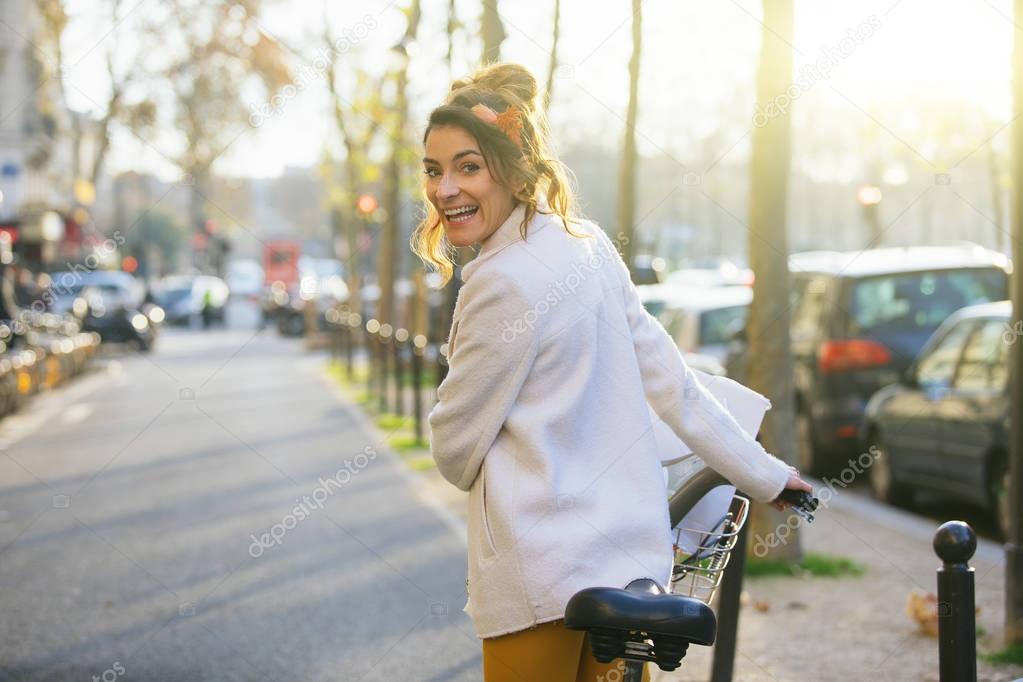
411,334,425,442
933,520,977,682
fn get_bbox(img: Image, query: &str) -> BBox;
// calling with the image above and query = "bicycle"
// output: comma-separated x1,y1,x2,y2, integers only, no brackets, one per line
565,464,820,681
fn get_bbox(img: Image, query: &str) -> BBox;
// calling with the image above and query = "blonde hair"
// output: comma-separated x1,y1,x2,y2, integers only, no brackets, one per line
411,62,586,285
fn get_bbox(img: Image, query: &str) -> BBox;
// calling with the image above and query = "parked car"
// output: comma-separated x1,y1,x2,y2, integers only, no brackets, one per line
650,285,751,375
154,275,230,326
631,255,666,285
48,270,145,316
662,258,754,289
861,300,1012,538
48,270,159,351
635,284,742,375
725,244,1011,475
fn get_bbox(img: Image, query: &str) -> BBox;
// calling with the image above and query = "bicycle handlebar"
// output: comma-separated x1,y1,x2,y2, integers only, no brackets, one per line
667,467,820,527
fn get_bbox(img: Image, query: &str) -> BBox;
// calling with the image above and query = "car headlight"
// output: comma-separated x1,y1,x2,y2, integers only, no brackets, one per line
131,313,149,331
147,306,165,324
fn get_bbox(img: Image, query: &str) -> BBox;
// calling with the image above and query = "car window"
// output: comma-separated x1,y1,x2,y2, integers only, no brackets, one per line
916,319,977,388
850,268,1006,334
700,305,748,346
954,319,1009,391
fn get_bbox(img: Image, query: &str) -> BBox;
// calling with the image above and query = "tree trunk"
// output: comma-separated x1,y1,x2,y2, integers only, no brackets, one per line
616,0,642,275
380,0,422,330
745,0,801,563
1004,0,1023,645
447,0,457,73
986,138,1007,253
544,0,561,112
480,0,505,64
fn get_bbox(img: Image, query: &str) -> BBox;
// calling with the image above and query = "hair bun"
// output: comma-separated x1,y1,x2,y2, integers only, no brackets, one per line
449,62,539,113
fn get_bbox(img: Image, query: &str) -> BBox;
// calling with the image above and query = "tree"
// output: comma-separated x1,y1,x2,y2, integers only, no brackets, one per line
1006,0,1023,646
446,0,459,74
378,0,422,330
145,0,291,272
480,0,505,64
744,0,801,562
616,0,642,274
322,12,388,321
37,0,155,197
544,0,561,112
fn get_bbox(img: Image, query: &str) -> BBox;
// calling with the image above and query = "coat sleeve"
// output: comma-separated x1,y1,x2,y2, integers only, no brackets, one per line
593,226,791,503
428,273,541,491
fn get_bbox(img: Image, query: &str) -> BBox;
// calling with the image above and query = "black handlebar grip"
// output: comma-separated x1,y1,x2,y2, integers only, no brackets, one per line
775,488,819,512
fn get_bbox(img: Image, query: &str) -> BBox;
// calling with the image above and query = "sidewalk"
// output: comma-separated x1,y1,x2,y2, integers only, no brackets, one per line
649,488,1022,682
336,360,1023,681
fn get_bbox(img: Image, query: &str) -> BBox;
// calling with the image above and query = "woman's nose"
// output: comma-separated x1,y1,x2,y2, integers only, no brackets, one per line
437,172,459,199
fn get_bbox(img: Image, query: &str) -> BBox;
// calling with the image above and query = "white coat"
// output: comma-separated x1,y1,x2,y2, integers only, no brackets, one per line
428,202,792,638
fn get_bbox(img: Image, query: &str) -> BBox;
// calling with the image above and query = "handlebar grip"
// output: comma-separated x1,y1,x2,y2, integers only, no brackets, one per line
774,488,819,514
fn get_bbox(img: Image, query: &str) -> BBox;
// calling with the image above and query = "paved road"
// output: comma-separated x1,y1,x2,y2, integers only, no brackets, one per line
0,316,480,681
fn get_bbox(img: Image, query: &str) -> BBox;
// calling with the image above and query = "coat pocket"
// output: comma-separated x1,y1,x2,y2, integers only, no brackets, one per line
478,464,499,562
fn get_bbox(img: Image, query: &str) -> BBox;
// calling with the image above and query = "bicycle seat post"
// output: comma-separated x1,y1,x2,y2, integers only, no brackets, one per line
621,578,662,681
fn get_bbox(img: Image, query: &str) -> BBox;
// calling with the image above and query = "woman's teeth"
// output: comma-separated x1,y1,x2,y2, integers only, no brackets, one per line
444,206,479,223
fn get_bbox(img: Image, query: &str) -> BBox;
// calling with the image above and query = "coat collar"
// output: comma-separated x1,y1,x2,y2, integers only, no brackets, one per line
460,200,553,282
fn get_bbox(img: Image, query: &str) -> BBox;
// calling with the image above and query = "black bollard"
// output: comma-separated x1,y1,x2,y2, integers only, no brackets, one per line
393,329,407,418
933,520,977,682
411,334,424,442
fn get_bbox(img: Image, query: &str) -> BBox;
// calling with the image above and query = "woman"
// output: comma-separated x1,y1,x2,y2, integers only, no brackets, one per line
412,62,811,682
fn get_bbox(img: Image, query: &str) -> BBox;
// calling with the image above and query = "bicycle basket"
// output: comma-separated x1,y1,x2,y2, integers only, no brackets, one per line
669,492,750,605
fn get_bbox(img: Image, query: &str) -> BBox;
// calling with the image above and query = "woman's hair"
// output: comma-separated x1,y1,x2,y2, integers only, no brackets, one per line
411,62,586,284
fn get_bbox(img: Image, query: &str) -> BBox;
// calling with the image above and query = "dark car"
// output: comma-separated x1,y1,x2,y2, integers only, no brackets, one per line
727,245,1010,475
861,300,1012,538
49,271,159,351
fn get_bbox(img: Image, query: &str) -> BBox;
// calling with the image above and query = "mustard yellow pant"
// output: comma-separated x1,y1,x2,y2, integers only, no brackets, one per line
481,619,651,682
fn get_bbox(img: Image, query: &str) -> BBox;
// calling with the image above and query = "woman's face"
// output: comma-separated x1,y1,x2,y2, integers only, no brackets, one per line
423,125,517,248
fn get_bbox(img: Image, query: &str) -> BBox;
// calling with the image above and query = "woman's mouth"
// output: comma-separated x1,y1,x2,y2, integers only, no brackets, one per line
443,205,479,224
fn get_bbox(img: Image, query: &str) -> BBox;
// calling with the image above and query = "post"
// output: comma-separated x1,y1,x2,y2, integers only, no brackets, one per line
379,324,392,413
933,521,977,682
412,334,425,442
393,329,407,417
710,504,748,682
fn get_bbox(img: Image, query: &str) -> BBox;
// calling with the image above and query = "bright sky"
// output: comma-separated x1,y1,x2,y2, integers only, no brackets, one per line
58,0,1015,180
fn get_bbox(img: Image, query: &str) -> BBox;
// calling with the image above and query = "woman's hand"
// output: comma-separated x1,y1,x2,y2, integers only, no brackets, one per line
768,466,813,512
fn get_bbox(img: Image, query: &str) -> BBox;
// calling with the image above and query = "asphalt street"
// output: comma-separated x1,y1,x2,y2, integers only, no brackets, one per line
0,309,480,681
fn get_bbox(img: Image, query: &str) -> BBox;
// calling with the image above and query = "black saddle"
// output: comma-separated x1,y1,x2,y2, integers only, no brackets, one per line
565,578,716,672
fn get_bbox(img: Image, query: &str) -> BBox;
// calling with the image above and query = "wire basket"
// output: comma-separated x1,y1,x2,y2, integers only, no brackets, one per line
669,492,750,605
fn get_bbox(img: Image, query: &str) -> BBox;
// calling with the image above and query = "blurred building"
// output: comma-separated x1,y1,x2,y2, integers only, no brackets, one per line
0,0,86,267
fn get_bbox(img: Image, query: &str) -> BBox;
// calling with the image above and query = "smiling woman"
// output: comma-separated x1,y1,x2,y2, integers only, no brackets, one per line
414,62,809,682
411,62,583,284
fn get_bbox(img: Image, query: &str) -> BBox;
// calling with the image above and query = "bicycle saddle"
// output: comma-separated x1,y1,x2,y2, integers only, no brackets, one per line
565,578,716,671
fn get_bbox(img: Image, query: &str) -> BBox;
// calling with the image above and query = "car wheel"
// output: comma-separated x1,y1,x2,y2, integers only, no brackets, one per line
796,409,817,475
868,431,912,506
991,460,1011,540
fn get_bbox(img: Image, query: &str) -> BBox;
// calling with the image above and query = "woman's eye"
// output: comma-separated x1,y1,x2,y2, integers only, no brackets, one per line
461,163,479,173
423,168,441,178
